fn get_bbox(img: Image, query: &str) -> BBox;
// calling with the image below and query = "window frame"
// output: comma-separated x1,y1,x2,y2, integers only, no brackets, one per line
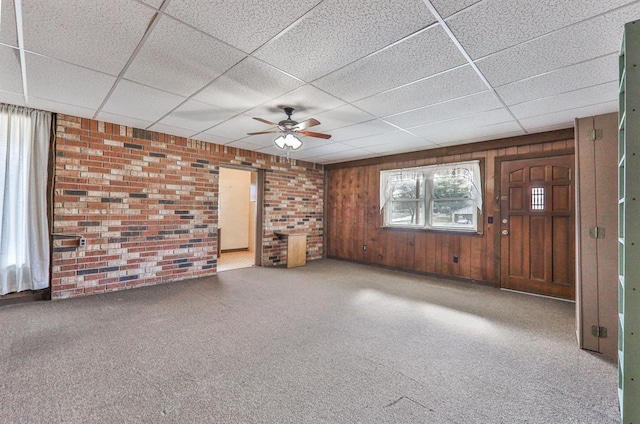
380,160,484,234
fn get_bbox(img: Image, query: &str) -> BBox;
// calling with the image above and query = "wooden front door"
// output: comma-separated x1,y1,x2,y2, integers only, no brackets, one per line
500,155,575,299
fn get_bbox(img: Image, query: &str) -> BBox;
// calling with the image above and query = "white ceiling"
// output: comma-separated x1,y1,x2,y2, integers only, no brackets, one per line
0,0,634,164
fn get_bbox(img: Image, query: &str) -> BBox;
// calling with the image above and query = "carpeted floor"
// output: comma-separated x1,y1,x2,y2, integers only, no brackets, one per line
0,259,619,423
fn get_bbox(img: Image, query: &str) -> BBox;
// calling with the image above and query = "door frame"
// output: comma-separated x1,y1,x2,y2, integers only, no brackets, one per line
217,165,265,267
494,148,575,289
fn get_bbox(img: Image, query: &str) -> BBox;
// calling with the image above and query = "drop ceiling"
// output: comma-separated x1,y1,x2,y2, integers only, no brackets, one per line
0,0,634,164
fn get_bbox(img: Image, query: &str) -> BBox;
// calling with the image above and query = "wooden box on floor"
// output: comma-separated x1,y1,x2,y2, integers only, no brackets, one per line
274,232,307,268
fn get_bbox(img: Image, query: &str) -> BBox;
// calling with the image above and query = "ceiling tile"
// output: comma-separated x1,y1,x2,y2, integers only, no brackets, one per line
520,101,618,132
158,100,236,133
226,135,275,151
354,65,486,117
477,3,640,86
496,54,618,106
0,90,26,107
22,0,155,75
102,80,186,123
343,130,427,149
313,25,465,102
147,123,197,139
26,53,116,109
28,97,95,119
246,85,345,122
203,114,271,141
166,0,321,53
384,91,502,128
254,0,435,81
448,0,636,59
510,82,618,120
429,121,524,145
329,120,397,142
193,132,233,145
193,57,303,113
364,139,439,155
310,105,375,132
0,46,23,94
125,16,246,97
432,0,482,18
139,0,164,8
310,149,377,164
288,140,355,157
95,111,153,130
0,0,18,47
409,108,514,139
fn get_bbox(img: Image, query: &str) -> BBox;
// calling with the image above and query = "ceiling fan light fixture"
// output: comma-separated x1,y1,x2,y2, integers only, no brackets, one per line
274,135,286,149
285,133,302,150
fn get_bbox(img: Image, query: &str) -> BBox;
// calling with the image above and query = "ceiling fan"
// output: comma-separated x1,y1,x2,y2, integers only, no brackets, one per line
247,107,331,150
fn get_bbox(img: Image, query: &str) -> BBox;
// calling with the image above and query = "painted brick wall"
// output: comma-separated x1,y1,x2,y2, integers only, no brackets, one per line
52,114,324,299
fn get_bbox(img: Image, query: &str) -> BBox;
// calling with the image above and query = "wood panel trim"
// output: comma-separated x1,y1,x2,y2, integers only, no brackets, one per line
326,128,574,170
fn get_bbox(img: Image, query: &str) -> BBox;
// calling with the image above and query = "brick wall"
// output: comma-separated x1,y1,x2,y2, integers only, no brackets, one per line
52,114,324,299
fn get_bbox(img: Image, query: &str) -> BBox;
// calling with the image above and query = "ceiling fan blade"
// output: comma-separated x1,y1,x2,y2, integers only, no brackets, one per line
292,118,320,131
299,130,332,139
247,130,280,135
252,117,278,126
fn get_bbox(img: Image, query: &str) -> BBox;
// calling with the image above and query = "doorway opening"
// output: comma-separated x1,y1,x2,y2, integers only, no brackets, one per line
217,167,261,272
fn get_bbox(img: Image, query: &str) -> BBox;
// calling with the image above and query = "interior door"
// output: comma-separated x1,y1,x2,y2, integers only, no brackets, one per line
500,155,575,300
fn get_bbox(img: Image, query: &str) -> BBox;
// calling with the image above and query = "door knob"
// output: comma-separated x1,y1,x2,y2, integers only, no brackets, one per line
501,230,509,235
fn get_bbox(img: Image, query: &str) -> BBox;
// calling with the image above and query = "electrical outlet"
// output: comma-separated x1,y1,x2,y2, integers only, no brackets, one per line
363,245,367,251
79,237,87,247
453,256,459,263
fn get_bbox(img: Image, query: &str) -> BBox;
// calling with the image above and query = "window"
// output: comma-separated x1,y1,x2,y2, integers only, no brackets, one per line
531,187,545,210
380,160,482,232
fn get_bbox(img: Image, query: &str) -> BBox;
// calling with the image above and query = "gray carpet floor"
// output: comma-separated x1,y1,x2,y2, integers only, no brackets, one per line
0,259,619,423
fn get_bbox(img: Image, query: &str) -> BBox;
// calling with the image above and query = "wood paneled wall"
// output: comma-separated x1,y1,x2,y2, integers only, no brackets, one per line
326,129,574,285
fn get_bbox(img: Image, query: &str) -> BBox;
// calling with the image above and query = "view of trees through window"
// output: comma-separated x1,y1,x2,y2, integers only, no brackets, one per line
382,161,481,231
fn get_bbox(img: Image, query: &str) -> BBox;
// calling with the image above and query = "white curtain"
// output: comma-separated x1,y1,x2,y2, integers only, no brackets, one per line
0,104,52,295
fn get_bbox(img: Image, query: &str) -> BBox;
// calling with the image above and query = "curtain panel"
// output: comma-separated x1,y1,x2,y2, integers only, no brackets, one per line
0,104,52,295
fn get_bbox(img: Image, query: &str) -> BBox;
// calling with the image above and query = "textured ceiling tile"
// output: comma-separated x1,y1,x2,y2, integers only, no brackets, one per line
431,0,482,18
309,149,377,164
0,90,26,107
192,132,233,145
166,0,321,53
0,46,23,94
158,100,236,133
254,0,435,81
496,54,618,106
28,97,95,119
328,120,397,142
0,0,18,47
477,3,640,86
193,57,303,113
313,25,465,102
428,121,524,145
22,0,155,75
310,105,375,131
95,111,153,130
510,82,618,120
102,80,186,123
448,0,636,59
409,108,514,138
139,0,164,8
147,123,197,139
125,16,246,97
26,54,116,109
354,65,485,117
204,114,271,141
247,85,345,122
342,130,425,149
364,138,439,154
384,91,501,128
520,101,618,132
